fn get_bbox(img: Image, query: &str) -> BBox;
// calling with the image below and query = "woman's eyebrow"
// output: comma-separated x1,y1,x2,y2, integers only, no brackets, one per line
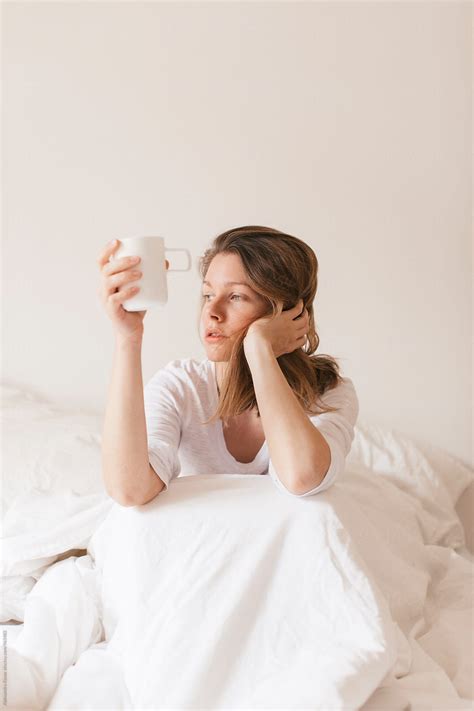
203,280,251,288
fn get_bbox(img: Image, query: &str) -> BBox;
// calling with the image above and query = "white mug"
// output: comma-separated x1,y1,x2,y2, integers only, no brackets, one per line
108,236,192,311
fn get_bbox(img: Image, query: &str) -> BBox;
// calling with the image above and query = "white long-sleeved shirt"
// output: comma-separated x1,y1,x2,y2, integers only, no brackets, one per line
143,357,359,497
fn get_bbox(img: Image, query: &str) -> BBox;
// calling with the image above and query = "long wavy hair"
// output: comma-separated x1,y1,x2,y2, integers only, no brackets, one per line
196,225,344,428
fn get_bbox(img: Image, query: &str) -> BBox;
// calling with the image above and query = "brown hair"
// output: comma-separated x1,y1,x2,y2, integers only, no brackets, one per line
196,225,344,428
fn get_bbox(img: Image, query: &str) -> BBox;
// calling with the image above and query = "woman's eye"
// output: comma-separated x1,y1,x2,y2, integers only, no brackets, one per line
202,294,244,302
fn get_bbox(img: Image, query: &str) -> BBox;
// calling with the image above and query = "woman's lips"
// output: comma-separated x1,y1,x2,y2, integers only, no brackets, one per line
205,334,226,342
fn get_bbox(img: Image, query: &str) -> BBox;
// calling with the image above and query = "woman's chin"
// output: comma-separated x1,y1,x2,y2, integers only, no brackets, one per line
204,340,231,358
205,345,227,356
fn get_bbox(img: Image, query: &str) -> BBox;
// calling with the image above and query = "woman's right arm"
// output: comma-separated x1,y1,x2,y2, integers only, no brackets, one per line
101,336,165,506
97,240,168,506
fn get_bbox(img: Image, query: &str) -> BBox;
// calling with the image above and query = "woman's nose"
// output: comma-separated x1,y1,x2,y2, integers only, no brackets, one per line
206,302,225,319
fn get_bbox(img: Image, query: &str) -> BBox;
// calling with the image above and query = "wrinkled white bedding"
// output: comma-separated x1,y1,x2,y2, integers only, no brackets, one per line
3,463,473,710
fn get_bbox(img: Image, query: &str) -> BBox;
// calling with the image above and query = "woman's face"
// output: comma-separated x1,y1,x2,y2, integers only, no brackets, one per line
199,252,268,359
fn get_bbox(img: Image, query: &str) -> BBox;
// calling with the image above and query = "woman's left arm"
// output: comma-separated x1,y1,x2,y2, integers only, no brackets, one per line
243,304,331,495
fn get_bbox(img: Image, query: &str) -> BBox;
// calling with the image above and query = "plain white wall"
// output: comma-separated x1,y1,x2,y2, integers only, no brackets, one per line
2,1,472,467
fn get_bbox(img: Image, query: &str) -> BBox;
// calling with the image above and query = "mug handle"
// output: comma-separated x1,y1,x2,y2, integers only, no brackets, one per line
164,248,192,271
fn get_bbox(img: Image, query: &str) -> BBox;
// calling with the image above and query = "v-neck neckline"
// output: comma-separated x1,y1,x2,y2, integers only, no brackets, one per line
210,359,267,468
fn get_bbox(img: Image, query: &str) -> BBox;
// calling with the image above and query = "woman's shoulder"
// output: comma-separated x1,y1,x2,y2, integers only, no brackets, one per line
148,357,212,389
144,358,212,417
315,374,359,417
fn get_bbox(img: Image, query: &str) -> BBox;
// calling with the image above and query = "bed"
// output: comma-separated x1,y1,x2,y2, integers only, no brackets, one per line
1,382,473,710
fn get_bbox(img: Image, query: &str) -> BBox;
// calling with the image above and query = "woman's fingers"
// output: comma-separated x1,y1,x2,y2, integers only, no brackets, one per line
291,299,305,319
293,310,308,327
97,240,120,269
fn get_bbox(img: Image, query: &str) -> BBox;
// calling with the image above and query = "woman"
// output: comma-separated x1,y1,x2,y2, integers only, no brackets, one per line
97,225,359,506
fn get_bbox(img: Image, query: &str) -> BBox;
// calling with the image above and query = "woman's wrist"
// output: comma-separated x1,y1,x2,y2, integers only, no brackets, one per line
115,332,143,350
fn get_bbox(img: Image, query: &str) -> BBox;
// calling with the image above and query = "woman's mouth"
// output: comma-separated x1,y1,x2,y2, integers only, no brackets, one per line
205,334,226,342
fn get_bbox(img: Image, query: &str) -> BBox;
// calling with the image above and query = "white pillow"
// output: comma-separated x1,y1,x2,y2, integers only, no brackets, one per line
1,382,106,518
348,418,474,511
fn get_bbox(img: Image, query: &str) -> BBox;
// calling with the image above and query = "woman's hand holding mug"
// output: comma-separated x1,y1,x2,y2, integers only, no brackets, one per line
97,239,169,344
98,235,191,343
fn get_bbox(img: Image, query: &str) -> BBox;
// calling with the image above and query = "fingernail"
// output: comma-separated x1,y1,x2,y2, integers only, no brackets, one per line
109,239,117,246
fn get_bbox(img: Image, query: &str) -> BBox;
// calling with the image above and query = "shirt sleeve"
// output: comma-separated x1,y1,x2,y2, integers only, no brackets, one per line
268,376,359,497
143,362,187,493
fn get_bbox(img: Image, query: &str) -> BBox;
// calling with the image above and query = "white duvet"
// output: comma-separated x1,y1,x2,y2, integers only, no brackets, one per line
3,460,473,711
